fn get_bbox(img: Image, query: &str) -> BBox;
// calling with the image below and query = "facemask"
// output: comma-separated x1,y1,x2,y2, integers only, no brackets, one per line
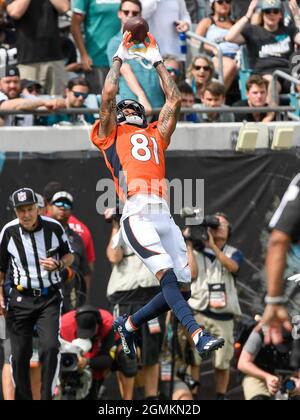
124,115,145,127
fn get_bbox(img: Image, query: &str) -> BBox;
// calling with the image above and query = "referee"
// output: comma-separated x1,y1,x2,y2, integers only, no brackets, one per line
0,188,74,400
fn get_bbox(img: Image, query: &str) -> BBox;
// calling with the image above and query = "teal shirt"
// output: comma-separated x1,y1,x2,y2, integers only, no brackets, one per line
72,0,121,67
107,32,165,108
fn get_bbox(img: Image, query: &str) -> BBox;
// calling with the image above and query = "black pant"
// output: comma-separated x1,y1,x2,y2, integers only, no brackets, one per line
6,288,62,400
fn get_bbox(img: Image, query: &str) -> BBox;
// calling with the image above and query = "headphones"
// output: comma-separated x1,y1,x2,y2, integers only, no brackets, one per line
214,212,232,239
75,305,102,325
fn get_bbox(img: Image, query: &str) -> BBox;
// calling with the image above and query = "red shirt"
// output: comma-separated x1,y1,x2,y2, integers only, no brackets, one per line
68,215,96,264
60,309,116,380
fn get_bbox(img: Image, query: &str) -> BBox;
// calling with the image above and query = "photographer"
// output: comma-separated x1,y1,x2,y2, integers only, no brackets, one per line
238,323,300,400
259,173,300,369
185,212,243,400
60,305,137,400
105,208,165,400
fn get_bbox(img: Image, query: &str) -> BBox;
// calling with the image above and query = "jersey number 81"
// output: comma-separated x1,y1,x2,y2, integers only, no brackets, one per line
131,134,160,164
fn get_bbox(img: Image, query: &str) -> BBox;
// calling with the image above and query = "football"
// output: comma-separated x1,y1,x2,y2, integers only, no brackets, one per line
123,16,149,43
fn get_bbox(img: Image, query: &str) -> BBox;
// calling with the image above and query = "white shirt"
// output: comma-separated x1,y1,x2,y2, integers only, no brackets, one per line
141,0,191,58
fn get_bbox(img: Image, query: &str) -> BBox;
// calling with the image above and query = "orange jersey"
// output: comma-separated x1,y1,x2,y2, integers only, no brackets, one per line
91,121,168,201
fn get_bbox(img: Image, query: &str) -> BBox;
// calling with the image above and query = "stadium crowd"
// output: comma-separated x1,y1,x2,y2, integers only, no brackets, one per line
1,0,300,126
0,0,300,402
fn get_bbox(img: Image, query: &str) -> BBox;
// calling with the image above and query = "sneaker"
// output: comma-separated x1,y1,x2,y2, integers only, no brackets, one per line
196,331,225,360
113,315,136,360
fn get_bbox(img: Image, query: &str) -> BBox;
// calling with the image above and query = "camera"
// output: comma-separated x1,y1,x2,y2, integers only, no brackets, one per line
60,352,78,373
56,338,93,400
180,207,220,245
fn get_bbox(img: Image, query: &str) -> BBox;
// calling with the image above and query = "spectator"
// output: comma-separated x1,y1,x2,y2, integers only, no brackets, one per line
20,79,42,97
195,0,239,90
43,181,96,273
0,1,17,74
0,65,66,126
225,0,300,103
6,0,70,95
178,80,200,122
60,305,137,400
105,208,165,400
186,54,215,102
71,0,121,94
107,0,164,115
41,77,96,126
198,81,235,122
163,55,182,84
58,11,83,78
186,212,243,400
233,74,274,122
141,0,191,59
47,191,91,312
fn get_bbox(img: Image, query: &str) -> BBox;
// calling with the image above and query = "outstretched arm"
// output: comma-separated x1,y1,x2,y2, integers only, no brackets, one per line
98,59,121,139
98,31,134,139
133,33,181,147
155,63,181,146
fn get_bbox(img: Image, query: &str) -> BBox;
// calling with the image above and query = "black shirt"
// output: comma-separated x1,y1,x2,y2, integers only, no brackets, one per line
242,24,298,74
233,99,269,122
269,173,300,243
6,0,63,64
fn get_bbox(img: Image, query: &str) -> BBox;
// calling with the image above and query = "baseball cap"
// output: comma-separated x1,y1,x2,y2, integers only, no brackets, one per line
51,191,73,205
261,0,281,11
4,65,20,78
76,312,98,339
11,188,37,208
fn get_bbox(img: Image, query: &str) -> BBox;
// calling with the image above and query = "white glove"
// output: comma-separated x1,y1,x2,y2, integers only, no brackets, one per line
133,33,163,66
113,31,136,62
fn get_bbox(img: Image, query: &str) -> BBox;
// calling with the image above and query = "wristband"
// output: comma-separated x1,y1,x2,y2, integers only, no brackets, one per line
112,56,123,65
264,295,288,305
154,60,163,68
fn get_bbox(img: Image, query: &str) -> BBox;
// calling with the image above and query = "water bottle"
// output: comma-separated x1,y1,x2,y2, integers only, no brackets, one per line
178,31,187,61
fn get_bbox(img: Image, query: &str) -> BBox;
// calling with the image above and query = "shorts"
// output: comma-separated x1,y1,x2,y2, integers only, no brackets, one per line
242,376,271,400
192,313,234,370
113,302,165,366
121,213,190,283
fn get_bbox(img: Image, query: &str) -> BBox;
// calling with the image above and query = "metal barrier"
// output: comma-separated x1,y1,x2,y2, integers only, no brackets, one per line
186,31,224,84
272,70,300,108
0,106,295,121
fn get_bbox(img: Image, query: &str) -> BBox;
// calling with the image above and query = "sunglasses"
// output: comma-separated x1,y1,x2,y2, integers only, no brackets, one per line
193,65,211,71
121,10,140,17
166,67,180,76
215,0,231,5
53,201,72,210
264,9,280,15
72,91,88,99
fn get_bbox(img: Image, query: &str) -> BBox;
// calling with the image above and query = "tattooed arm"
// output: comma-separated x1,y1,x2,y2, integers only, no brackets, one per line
98,59,121,139
98,32,134,139
155,63,181,147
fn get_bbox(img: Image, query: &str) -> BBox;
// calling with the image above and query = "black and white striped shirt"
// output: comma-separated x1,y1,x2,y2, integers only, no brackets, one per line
0,216,73,289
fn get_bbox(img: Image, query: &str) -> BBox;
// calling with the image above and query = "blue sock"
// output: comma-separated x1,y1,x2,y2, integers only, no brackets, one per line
130,290,191,328
160,269,201,336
